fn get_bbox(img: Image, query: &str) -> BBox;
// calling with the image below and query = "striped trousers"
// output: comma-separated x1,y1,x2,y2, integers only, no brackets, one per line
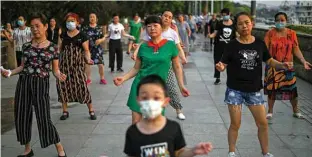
14,75,60,148
167,67,183,110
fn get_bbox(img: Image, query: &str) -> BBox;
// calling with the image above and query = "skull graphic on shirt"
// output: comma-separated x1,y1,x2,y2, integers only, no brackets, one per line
223,27,232,38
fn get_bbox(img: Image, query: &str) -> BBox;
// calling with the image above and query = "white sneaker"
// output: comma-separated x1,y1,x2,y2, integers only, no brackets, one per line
263,153,274,157
177,113,186,120
228,152,236,157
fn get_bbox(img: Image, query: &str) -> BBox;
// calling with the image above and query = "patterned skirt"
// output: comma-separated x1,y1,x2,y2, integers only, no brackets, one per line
264,65,298,100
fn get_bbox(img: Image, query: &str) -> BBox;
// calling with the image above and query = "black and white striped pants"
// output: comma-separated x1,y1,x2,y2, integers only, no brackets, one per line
14,75,60,148
167,67,183,110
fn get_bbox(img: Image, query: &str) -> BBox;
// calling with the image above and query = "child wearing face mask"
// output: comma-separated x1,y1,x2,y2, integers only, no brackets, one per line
124,75,213,157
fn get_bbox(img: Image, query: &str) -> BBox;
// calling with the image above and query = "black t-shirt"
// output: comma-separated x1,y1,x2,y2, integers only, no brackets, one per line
124,119,186,157
214,21,236,44
221,38,271,92
60,31,88,51
208,19,218,32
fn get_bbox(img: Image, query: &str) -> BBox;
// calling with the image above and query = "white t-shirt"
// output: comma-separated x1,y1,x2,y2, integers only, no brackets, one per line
108,23,124,40
142,28,180,44
13,27,32,51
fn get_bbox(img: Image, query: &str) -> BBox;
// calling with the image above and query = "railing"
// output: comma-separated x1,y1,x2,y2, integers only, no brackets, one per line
1,40,16,69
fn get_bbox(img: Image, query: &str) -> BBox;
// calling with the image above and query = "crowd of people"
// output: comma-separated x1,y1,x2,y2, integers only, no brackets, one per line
1,7,311,157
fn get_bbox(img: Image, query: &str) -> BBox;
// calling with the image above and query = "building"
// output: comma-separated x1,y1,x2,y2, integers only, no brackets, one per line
295,1,312,25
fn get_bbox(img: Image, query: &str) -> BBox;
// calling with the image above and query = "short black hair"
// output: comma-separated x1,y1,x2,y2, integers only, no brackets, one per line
274,12,288,21
145,15,162,26
221,8,230,15
29,13,48,25
136,75,168,97
112,13,119,18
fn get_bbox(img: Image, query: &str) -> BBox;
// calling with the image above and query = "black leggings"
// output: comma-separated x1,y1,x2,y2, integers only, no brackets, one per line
213,43,224,78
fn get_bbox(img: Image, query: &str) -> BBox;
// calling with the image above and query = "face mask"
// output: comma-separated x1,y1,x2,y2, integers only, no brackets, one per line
275,22,286,29
66,22,76,30
17,20,24,26
223,15,230,21
139,100,163,119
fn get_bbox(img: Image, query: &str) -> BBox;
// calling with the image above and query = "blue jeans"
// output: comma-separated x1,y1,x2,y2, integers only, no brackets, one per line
224,87,265,106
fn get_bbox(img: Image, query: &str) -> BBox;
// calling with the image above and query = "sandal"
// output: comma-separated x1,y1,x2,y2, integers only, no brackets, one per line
60,111,69,120
89,111,97,120
293,112,304,119
266,113,273,120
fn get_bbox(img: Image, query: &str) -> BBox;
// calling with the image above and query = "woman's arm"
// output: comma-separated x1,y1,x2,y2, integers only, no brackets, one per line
52,59,67,81
121,58,141,82
10,65,24,76
122,30,134,39
293,46,307,64
82,40,92,62
208,30,218,38
172,56,185,89
266,58,289,69
176,43,187,64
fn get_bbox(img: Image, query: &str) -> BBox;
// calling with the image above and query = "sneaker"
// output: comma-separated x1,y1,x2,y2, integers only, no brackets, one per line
126,51,130,55
228,152,236,157
117,68,124,72
293,112,304,119
100,79,107,85
177,113,186,120
266,113,273,119
214,78,221,85
263,153,274,157
111,68,114,73
86,79,92,85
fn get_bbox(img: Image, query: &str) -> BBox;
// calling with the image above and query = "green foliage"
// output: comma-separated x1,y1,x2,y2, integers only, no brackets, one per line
1,1,184,26
287,25,312,35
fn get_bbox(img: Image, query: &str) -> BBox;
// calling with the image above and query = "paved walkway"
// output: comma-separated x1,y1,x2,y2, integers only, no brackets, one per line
1,35,312,157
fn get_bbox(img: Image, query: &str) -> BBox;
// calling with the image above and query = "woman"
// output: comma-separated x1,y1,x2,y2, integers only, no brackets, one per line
47,17,62,44
57,13,96,121
133,11,188,120
4,16,32,66
1,23,13,38
1,13,66,157
188,14,197,48
176,14,191,56
113,15,190,124
209,8,236,85
264,12,312,119
126,13,143,55
82,13,107,85
216,12,293,157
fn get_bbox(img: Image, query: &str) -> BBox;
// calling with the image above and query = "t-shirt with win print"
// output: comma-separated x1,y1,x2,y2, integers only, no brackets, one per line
13,27,32,51
21,42,59,78
124,119,186,157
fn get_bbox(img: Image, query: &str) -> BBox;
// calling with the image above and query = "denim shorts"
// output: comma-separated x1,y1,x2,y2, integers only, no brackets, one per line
224,87,265,106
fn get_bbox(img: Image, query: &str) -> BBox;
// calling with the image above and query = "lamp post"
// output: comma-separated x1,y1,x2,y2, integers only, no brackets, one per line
251,1,257,22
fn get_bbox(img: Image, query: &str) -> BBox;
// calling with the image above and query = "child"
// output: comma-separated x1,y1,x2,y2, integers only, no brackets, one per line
124,75,213,157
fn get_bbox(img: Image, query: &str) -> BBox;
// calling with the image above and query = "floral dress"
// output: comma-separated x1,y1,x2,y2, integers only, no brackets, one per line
264,28,299,100
81,25,104,64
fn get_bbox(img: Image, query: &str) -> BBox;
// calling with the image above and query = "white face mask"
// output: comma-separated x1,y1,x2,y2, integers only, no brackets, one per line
139,100,163,119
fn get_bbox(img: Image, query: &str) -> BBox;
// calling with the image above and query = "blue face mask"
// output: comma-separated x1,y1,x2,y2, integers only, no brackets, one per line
275,22,286,29
66,22,76,30
223,15,230,21
17,20,24,26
